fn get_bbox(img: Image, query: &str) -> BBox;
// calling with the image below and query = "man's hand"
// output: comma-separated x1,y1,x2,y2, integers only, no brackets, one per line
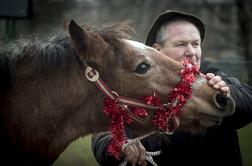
121,141,147,166
206,73,230,96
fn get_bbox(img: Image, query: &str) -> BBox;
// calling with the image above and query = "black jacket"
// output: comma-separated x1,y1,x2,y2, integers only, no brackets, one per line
91,66,252,166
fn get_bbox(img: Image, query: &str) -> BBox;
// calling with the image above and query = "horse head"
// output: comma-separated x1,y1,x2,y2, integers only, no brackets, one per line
68,20,235,144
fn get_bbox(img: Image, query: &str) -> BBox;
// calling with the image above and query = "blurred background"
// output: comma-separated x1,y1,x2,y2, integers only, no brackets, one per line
0,0,251,165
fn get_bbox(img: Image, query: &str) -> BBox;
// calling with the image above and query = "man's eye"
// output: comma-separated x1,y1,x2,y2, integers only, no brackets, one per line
193,42,200,47
134,62,151,74
176,43,185,47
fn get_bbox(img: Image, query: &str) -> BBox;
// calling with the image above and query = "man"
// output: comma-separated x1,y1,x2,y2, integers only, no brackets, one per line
92,10,252,166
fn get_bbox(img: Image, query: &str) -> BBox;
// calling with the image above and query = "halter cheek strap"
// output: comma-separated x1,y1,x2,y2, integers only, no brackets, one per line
85,66,162,110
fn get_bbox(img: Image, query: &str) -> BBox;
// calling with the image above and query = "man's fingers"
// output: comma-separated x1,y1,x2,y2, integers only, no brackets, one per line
137,141,147,166
206,73,215,80
212,81,226,89
132,144,140,160
124,145,137,166
208,75,222,86
122,141,148,166
220,86,230,96
206,73,231,96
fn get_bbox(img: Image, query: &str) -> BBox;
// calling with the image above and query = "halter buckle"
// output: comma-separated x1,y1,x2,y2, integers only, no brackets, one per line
111,91,119,102
161,103,171,110
85,66,99,82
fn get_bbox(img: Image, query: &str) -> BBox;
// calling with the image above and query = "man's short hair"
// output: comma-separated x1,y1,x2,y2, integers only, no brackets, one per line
145,10,206,46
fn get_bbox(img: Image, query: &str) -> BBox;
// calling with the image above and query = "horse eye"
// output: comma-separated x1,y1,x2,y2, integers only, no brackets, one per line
134,62,151,74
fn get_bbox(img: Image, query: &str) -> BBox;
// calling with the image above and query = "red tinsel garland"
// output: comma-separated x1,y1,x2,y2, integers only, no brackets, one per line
102,58,199,159
103,97,131,159
152,58,200,131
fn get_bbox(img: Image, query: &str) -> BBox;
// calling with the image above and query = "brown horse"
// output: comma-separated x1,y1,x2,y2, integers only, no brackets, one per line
0,20,234,165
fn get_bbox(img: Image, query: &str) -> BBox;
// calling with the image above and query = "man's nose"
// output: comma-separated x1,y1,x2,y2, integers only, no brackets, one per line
184,44,196,57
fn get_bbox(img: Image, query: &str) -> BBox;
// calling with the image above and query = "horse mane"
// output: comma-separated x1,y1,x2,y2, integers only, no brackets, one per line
95,21,134,40
0,21,134,92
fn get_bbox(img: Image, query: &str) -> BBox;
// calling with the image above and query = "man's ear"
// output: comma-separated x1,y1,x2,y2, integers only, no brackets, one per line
152,43,161,51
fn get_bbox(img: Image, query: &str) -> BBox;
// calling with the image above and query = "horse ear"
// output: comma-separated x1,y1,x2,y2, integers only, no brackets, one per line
68,20,105,65
68,20,88,50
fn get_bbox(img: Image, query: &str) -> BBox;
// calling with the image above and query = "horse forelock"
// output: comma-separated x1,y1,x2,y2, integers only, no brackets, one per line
95,21,134,55
79,22,135,71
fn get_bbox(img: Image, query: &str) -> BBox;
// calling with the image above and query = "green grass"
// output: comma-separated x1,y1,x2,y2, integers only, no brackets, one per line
238,123,252,166
53,125,252,166
53,135,99,166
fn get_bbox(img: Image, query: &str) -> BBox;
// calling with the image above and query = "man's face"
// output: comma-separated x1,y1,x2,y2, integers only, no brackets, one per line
153,20,202,67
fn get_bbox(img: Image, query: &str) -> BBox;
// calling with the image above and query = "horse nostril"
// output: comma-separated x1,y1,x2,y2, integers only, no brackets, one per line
216,94,228,107
213,93,229,110
213,92,235,115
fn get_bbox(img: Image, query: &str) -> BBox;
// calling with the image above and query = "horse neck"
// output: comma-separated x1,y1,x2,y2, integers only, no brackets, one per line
45,67,111,158
30,66,109,135
1,61,110,162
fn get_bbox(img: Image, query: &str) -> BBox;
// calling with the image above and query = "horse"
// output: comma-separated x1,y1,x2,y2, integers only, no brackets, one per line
0,20,235,165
